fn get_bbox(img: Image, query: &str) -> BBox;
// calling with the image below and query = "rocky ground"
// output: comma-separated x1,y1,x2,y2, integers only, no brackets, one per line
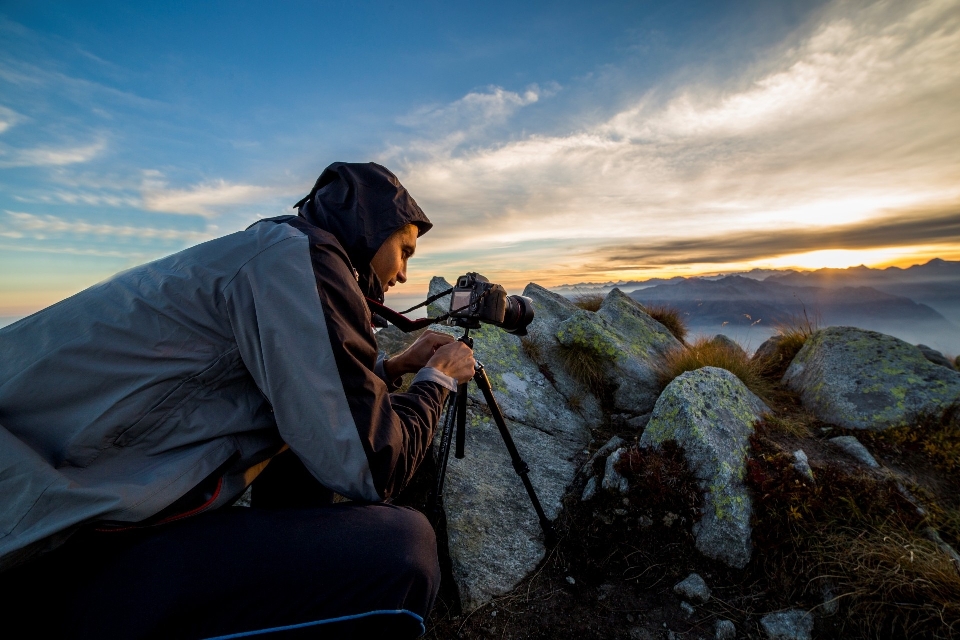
383,282,960,640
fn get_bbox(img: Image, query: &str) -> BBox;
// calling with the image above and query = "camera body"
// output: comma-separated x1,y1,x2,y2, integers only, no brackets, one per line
448,273,534,335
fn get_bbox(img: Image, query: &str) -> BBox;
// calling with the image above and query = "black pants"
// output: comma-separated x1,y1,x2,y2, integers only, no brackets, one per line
1,455,440,639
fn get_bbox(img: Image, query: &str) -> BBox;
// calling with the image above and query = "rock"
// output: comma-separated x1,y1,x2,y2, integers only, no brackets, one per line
783,327,960,431
581,435,625,479
627,412,652,430
629,627,655,640
602,448,629,494
673,573,711,603
792,449,814,481
715,619,736,640
580,476,598,501
374,324,421,357
759,610,814,640
520,284,603,424
679,601,695,618
710,334,746,356
828,435,879,468
917,344,956,370
821,582,839,615
556,288,681,415
752,335,783,361
440,403,581,612
641,367,768,568
427,276,453,318
597,289,684,413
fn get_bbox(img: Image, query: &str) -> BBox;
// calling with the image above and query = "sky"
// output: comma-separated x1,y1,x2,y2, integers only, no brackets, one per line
1,0,959,321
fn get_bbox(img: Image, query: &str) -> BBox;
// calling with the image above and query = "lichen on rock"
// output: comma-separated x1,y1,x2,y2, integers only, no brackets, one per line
640,367,768,568
783,326,960,431
556,288,681,415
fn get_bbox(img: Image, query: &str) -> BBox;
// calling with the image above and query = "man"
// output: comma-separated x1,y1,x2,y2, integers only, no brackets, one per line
0,162,474,638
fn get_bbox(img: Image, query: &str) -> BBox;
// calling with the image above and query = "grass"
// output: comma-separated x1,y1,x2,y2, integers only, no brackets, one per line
654,335,773,402
556,341,612,399
643,304,688,343
861,403,960,474
572,293,604,312
748,417,960,638
756,308,820,379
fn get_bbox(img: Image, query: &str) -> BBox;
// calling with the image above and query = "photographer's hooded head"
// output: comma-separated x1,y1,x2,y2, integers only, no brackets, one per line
294,162,432,302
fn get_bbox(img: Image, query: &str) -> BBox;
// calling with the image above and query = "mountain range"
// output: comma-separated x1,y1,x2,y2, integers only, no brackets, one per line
554,259,960,356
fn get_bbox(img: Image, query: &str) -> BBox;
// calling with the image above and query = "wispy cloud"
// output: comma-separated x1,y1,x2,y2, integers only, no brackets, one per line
391,0,960,280
1,210,216,243
0,139,106,167
140,173,279,217
0,105,23,134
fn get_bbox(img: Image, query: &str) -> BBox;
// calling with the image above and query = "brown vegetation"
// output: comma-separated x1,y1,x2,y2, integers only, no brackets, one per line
655,335,773,402
572,293,605,312
643,304,688,343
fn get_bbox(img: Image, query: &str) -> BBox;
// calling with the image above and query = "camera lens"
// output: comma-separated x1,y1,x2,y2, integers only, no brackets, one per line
500,295,535,335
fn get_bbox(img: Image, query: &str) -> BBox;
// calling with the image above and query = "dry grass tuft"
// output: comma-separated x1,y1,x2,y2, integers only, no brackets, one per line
644,304,688,343
519,335,544,363
761,410,817,438
813,527,960,637
556,341,611,399
758,308,820,379
655,336,772,402
572,293,605,312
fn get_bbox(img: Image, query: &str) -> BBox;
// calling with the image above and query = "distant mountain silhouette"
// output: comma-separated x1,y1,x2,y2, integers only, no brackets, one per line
764,259,960,324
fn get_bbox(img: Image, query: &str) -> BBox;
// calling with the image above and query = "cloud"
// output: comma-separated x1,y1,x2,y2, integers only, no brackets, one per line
1,210,216,243
388,84,551,161
0,139,106,167
0,105,23,134
391,0,960,276
593,203,960,267
140,175,278,217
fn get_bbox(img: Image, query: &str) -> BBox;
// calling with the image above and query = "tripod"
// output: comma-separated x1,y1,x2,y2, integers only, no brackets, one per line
426,329,558,548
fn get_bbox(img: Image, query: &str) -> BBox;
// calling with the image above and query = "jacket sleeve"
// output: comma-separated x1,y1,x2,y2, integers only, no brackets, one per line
223,231,450,501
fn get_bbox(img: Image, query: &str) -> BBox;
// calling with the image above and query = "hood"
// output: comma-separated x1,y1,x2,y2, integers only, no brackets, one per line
294,162,432,302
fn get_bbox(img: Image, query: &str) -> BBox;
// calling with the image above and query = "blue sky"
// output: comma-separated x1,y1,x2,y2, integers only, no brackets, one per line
2,0,959,321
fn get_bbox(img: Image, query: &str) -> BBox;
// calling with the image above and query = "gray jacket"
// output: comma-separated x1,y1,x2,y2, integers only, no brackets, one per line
0,216,453,571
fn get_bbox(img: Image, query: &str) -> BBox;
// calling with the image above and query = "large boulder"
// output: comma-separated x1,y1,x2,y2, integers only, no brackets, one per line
520,284,602,423
783,327,960,431
432,319,590,611
556,288,681,415
440,402,585,611
640,367,768,568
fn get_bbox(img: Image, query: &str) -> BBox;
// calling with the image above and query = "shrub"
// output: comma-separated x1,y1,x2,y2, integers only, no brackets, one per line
572,292,604,312
655,335,772,402
644,304,688,343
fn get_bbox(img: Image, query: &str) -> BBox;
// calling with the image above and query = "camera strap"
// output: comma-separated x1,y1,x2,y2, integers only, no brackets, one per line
364,288,490,333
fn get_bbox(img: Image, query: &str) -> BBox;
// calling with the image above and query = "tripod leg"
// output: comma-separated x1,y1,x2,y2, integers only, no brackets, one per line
454,382,467,459
426,391,458,526
472,364,559,548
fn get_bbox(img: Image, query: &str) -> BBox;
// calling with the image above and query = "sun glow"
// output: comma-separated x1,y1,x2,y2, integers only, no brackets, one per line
762,247,932,271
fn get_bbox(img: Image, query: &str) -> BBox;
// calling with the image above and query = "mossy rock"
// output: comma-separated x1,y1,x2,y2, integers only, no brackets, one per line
783,326,960,431
556,288,681,414
640,367,768,569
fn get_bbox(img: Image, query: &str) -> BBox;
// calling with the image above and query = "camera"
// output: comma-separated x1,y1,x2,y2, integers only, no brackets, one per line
448,273,535,335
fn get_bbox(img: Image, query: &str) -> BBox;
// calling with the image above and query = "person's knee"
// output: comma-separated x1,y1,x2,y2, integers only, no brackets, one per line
386,507,440,583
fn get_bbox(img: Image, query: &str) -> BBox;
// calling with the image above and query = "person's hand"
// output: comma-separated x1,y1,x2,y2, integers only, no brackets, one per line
384,330,456,379
425,341,476,384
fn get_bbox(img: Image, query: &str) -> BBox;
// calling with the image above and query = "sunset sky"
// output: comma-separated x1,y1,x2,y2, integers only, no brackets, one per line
1,0,959,322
